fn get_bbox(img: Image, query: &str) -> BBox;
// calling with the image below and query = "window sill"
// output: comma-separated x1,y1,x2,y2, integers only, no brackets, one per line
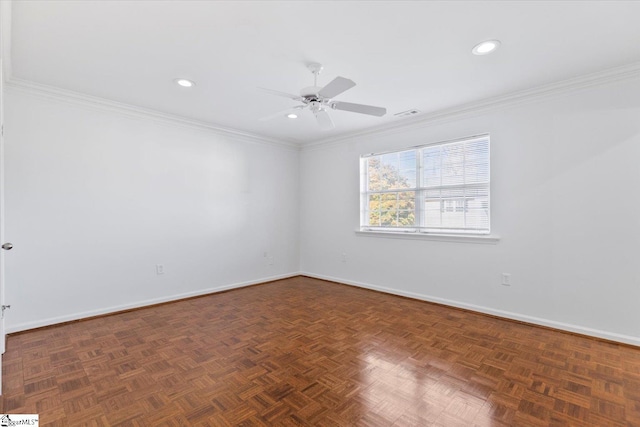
355,230,500,244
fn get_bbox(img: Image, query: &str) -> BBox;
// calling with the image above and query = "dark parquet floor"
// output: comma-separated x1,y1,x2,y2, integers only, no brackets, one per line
2,276,640,426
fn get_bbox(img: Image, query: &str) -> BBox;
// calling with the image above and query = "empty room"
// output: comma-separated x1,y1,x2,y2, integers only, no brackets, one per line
0,1,639,426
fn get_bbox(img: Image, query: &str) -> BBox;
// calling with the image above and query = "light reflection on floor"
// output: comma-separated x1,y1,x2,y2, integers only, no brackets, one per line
357,344,496,425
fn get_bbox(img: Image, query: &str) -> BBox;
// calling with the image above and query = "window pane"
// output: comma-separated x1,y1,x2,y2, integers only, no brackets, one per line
441,144,465,186
367,151,417,191
398,150,417,188
423,146,441,188
424,199,441,227
422,184,489,231
368,210,381,226
379,211,395,227
362,135,490,234
367,157,383,191
465,192,490,230
366,191,416,227
368,194,381,211
465,138,490,184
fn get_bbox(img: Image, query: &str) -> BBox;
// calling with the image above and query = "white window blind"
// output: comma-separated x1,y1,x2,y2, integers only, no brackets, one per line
361,134,490,235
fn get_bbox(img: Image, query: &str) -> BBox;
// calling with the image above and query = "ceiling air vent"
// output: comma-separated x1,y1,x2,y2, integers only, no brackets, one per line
394,109,421,117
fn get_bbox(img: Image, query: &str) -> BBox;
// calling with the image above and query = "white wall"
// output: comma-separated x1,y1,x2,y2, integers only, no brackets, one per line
4,88,299,332
300,76,640,345
4,73,640,346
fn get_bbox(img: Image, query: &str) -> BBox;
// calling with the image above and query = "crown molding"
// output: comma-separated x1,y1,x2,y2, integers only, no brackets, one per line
302,61,640,151
5,77,301,151
6,58,640,153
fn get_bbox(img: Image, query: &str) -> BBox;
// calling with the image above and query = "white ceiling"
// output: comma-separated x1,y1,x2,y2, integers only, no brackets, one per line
7,1,640,145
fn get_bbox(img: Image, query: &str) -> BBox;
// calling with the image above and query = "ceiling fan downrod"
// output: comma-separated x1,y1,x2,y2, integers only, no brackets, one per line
307,62,323,87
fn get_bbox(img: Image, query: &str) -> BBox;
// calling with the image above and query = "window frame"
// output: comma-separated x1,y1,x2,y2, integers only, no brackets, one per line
360,134,491,237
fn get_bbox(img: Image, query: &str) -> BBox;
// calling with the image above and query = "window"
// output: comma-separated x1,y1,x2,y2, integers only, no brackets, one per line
360,134,490,235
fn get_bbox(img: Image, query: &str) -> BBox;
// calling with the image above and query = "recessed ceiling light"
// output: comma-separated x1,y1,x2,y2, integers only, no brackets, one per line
287,113,298,119
472,40,501,55
175,78,195,88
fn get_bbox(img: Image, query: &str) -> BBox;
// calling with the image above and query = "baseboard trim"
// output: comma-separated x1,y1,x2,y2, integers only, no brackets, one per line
9,271,639,347
300,271,640,347
6,272,300,334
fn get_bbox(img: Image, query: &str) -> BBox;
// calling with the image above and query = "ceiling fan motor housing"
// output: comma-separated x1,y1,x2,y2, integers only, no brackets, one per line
300,86,323,98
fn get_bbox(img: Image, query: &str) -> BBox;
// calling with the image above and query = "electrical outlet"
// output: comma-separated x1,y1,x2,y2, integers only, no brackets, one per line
501,273,511,286
156,264,164,275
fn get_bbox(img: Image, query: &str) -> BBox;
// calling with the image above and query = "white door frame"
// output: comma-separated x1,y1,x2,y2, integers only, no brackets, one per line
0,0,12,396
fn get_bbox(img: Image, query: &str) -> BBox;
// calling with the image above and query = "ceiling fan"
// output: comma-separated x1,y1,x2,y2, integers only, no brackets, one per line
259,62,387,130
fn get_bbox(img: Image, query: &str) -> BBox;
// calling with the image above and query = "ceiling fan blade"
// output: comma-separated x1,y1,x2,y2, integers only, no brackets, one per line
315,110,335,130
258,87,303,101
318,76,356,99
259,105,305,122
331,101,387,117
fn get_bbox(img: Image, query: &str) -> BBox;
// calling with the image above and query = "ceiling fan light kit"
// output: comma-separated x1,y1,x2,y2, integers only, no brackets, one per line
259,62,387,130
